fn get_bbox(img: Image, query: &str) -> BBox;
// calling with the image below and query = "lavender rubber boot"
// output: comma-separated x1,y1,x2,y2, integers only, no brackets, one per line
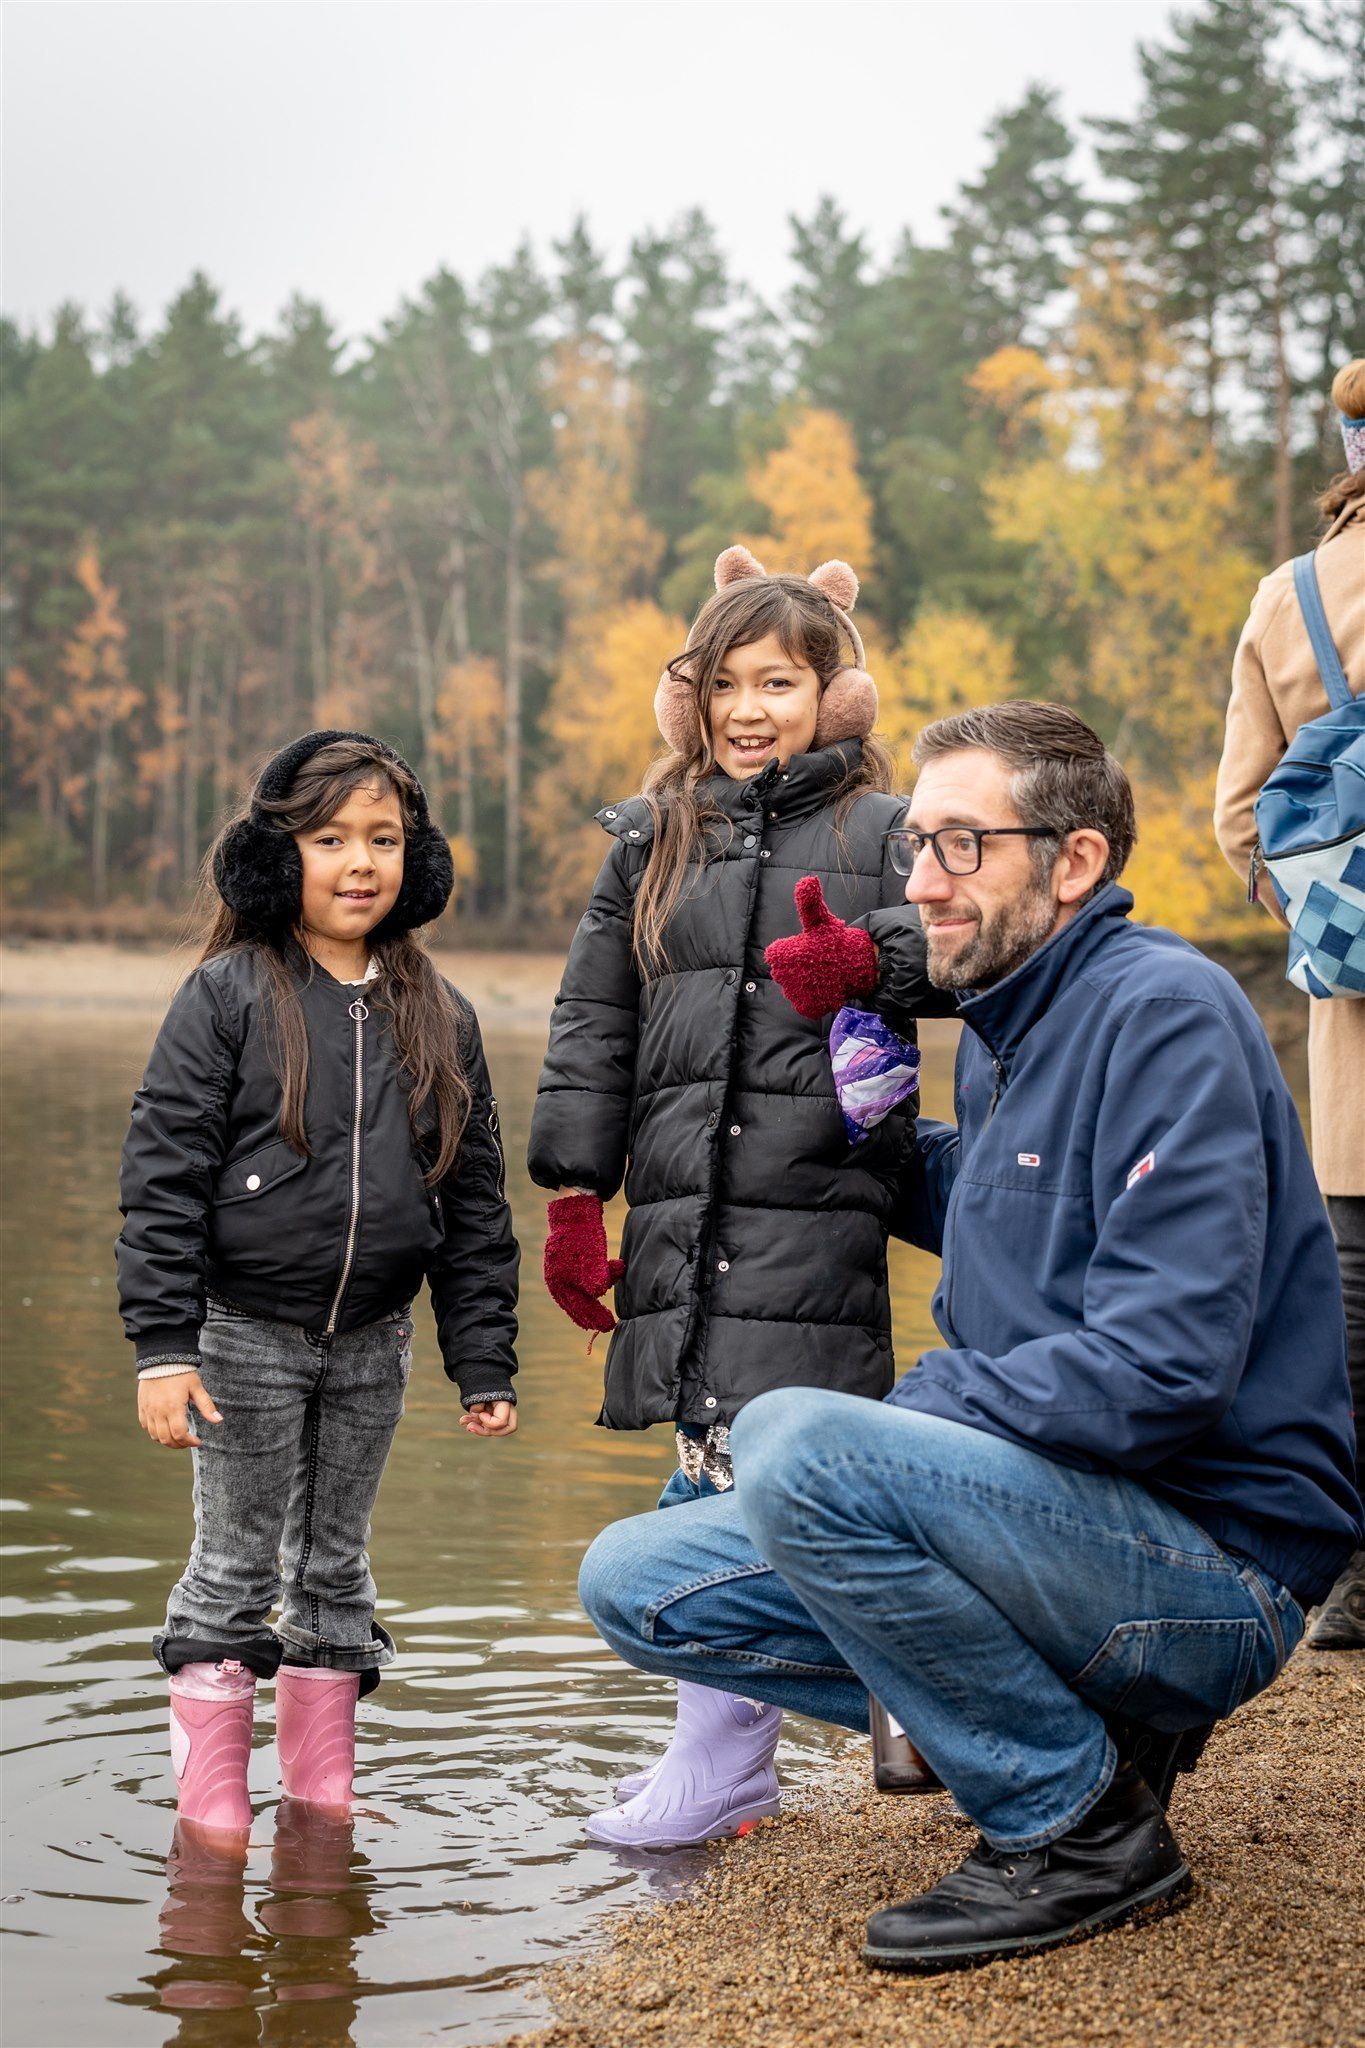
275,1666,361,1810
588,1682,782,1848
168,1659,256,1835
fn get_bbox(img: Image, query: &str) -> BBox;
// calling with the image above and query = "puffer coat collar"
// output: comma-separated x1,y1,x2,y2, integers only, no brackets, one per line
596,740,869,844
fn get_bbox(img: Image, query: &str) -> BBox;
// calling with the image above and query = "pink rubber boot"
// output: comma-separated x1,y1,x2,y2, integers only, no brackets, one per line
274,1666,361,1810
168,1660,256,1834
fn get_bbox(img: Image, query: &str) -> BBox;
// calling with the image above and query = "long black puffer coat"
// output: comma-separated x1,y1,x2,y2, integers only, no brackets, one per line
528,740,946,1430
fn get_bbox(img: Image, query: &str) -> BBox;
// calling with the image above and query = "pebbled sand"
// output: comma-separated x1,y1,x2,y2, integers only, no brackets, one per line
499,1652,1364,2048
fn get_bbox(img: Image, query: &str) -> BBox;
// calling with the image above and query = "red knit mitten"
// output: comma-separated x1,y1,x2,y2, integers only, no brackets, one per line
765,876,879,1020
543,1193,625,1335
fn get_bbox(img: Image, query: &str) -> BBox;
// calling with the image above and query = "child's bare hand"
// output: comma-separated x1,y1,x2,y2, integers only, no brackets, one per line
137,1371,222,1449
459,1400,518,1439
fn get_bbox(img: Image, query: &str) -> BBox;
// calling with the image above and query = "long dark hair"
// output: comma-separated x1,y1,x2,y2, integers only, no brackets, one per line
633,575,895,976
198,738,471,1182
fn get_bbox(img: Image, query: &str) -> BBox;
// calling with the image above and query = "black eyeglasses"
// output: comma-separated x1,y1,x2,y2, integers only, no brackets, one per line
886,826,1059,877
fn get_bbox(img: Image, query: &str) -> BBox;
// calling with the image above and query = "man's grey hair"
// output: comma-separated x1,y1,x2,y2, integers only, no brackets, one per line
911,701,1136,888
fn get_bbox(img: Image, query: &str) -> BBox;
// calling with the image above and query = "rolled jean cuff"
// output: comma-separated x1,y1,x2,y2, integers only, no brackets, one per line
979,1734,1118,1853
275,1619,396,1676
154,1629,283,1680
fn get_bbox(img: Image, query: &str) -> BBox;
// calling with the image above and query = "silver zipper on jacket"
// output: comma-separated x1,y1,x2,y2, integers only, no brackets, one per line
326,996,368,1335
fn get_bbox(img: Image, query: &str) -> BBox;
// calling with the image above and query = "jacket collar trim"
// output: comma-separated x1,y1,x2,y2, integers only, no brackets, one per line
596,740,867,844
954,884,1135,1065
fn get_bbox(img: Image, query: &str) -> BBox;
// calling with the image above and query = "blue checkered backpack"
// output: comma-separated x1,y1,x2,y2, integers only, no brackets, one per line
1252,550,1365,998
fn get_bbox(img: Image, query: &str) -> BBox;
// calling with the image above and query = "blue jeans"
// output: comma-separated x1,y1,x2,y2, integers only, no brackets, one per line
658,1465,725,1510
580,1388,1303,1849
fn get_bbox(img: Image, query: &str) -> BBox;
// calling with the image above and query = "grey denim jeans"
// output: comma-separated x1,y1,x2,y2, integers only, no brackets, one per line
154,1298,412,1678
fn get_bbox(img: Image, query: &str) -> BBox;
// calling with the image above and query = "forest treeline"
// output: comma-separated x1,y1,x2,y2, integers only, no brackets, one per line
2,0,1360,939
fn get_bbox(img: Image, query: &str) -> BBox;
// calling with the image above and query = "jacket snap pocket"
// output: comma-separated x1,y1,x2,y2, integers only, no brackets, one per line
213,1139,309,1206
1070,1615,1257,1727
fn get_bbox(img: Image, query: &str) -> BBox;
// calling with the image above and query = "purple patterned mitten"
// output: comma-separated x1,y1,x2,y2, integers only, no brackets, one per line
830,1007,922,1145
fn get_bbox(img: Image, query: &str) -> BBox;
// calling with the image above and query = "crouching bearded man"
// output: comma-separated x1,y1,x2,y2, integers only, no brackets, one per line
577,700,1363,1973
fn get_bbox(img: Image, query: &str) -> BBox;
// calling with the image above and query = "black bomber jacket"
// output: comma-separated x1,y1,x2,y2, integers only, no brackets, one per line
116,946,519,1405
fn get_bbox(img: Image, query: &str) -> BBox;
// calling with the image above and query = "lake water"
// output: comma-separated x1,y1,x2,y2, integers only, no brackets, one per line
0,978,957,2048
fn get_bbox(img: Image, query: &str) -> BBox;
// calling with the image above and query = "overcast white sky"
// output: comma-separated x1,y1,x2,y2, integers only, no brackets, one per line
3,0,1175,346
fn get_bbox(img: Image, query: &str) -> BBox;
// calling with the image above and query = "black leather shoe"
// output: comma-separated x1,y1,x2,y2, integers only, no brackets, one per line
863,1765,1191,1972
1107,1716,1214,1806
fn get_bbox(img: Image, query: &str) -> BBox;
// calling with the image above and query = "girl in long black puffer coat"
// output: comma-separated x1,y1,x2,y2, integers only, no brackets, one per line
528,547,948,1849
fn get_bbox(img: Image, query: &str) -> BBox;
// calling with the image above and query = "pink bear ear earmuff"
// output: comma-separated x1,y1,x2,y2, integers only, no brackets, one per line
806,558,878,745
807,559,859,611
653,660,701,755
812,666,878,746
654,547,771,751
653,545,879,752
714,543,768,589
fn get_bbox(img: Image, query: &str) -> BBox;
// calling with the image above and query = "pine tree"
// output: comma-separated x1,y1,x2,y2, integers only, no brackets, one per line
1293,0,1365,410
471,245,552,921
940,84,1087,345
1093,0,1302,558
623,210,733,562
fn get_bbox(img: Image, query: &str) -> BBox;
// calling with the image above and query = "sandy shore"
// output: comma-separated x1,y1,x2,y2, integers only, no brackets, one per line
0,940,567,1029
500,1652,1363,2048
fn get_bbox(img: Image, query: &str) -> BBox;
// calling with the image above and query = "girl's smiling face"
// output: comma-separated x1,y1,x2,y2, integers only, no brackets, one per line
294,780,405,951
707,631,822,780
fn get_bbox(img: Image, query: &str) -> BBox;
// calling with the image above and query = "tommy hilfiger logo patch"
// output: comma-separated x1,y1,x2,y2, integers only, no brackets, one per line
1127,1151,1156,1189
1017,1153,1041,1168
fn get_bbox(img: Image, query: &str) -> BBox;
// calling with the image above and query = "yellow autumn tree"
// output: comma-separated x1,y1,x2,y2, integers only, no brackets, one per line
534,601,685,914
1122,770,1246,936
745,409,875,578
529,338,662,623
875,611,1021,761
432,654,505,889
61,541,141,905
970,261,1260,938
530,338,674,908
289,411,388,723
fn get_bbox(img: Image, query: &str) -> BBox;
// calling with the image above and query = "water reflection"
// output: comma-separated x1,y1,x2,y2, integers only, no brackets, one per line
0,980,952,2045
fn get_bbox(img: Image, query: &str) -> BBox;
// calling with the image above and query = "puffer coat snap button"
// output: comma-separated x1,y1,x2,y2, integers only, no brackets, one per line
704,1396,717,1409
724,969,736,985
246,1174,261,1191
744,980,756,993
730,1124,741,1136
743,834,757,848
717,1259,730,1272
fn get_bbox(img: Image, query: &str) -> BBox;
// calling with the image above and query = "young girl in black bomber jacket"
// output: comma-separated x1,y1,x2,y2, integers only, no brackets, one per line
528,548,949,1850
116,731,519,1842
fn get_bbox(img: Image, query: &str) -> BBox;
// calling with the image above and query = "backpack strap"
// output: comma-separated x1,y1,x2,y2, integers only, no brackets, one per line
1291,551,1354,711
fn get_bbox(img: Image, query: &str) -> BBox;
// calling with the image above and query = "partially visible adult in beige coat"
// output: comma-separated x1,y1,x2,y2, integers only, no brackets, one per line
1215,359,1365,1648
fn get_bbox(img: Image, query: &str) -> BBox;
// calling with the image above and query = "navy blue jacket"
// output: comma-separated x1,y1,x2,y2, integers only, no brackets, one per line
888,886,1362,1606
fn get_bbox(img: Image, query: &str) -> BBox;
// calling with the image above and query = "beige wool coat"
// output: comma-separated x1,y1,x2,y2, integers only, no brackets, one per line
1214,495,1365,1195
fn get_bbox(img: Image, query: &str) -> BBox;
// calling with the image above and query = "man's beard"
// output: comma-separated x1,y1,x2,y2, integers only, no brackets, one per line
923,881,1059,991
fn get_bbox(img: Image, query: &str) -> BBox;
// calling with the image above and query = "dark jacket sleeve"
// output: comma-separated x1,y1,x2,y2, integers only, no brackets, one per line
526,840,642,1199
116,966,240,1369
865,905,961,1028
887,996,1268,1471
428,1003,521,1407
887,1117,961,1252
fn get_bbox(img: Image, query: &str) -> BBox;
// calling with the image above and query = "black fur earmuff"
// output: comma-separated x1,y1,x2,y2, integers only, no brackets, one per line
213,729,455,939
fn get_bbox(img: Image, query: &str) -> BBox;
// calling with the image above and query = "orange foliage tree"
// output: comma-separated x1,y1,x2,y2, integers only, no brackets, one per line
969,263,1258,936
60,542,142,905
745,408,876,578
530,339,675,912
